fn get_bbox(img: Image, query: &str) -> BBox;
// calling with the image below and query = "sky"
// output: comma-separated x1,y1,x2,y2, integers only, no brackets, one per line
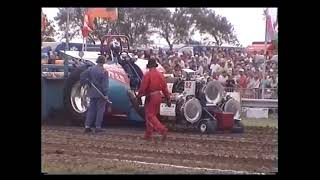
42,8,277,47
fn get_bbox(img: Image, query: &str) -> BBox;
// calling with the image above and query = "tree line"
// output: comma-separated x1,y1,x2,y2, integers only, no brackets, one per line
43,8,240,49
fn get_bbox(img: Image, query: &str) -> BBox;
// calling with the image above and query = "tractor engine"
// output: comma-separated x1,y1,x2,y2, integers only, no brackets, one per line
173,94,203,124
163,68,241,123
161,69,205,125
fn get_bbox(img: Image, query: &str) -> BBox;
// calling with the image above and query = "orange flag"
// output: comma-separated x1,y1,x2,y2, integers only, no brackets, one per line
87,8,118,22
82,12,93,38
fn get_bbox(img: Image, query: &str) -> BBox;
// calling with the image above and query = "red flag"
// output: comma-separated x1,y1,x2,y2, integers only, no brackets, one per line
266,10,275,42
42,13,48,32
82,12,94,38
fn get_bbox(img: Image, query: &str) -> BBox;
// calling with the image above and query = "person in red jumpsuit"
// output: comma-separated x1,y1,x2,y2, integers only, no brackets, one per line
137,58,171,142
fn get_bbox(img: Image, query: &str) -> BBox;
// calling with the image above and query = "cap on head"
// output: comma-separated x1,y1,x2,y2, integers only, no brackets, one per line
146,58,158,68
96,55,106,64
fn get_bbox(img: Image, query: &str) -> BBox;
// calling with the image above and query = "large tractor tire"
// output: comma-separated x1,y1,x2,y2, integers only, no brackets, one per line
63,65,91,125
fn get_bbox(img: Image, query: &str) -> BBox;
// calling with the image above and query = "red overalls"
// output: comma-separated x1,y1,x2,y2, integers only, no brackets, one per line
137,68,170,140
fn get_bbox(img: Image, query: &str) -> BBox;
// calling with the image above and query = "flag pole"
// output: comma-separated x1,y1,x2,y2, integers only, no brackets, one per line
65,8,70,52
82,37,85,52
262,8,268,99
64,8,70,78
85,37,87,51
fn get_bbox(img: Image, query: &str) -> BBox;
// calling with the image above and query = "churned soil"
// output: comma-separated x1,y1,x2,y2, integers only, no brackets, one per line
42,125,278,174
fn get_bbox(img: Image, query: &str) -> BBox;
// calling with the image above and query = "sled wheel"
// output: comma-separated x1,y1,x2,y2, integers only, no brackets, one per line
198,118,217,134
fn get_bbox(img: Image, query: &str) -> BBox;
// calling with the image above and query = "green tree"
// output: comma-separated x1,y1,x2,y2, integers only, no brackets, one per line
54,8,154,47
191,8,240,46
117,8,155,48
149,8,196,50
42,19,56,42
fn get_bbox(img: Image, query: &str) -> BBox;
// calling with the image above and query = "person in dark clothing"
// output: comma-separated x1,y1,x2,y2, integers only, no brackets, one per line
80,56,109,133
225,75,236,92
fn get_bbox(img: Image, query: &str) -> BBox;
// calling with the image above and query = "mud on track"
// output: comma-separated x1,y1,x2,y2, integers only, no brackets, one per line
42,125,278,174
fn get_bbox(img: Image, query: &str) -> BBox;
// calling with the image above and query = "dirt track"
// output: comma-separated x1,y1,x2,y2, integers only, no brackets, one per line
42,125,278,174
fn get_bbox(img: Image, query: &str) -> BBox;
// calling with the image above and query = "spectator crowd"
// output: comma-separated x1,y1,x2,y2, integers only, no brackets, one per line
130,47,278,99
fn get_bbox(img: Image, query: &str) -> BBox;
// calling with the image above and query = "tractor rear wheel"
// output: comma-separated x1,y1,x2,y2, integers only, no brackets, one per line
63,65,91,125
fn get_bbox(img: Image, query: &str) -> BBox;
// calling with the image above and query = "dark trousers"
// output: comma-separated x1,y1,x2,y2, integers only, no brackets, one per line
85,97,107,128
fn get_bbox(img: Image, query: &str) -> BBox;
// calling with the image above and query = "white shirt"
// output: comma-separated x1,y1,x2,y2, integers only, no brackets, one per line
179,60,185,68
252,79,260,88
197,65,204,75
218,75,227,84
270,80,277,88
247,78,255,88
227,67,233,75
235,74,241,82
210,64,220,73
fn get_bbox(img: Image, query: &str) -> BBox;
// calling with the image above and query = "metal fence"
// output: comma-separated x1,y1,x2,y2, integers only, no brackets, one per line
224,87,278,99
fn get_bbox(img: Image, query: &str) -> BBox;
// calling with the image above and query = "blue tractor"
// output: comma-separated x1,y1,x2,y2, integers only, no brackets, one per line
42,35,244,133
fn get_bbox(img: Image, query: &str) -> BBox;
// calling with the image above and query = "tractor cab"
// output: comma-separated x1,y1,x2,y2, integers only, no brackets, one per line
100,35,142,90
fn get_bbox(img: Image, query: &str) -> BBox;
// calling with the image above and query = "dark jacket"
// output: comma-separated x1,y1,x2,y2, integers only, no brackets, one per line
80,65,109,98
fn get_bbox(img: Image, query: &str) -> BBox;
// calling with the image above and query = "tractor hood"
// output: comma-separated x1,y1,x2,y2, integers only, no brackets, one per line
60,51,100,64
60,51,165,74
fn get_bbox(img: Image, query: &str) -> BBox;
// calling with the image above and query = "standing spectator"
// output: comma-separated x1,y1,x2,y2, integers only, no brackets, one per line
195,54,200,65
199,53,204,63
252,75,261,98
144,50,151,59
206,51,212,66
270,75,278,88
181,51,188,64
210,60,221,75
173,52,179,60
203,57,209,72
225,75,236,92
204,73,211,82
224,60,233,76
189,56,197,71
270,75,278,98
260,76,270,98
158,47,163,57
237,69,248,97
197,62,204,76
180,59,186,69
173,63,182,77
218,71,228,86
184,62,190,69
247,73,255,89
211,72,219,81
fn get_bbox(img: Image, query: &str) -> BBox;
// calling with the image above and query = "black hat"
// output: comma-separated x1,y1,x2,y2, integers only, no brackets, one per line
146,58,158,68
96,55,106,64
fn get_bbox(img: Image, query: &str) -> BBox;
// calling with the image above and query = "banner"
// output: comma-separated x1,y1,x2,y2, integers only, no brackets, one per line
87,8,118,21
